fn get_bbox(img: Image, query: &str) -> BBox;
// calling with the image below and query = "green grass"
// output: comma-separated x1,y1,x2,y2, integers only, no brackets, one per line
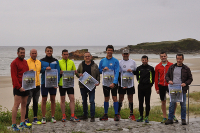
187,91,200,101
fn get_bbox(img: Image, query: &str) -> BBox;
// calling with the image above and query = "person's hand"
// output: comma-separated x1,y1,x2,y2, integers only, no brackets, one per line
54,87,58,89
29,69,34,71
156,90,159,94
109,83,115,89
95,83,99,86
127,69,132,72
19,87,25,92
46,67,51,70
60,70,63,74
103,67,109,70
74,70,77,74
79,73,83,77
168,81,173,85
123,87,127,89
181,83,186,87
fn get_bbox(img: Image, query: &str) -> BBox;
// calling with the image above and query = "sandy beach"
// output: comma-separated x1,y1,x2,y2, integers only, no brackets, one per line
1,58,200,111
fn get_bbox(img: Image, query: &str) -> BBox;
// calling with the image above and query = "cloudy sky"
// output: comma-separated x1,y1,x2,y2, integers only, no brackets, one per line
0,0,200,46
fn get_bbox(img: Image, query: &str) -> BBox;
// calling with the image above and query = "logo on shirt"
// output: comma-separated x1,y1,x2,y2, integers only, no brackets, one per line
109,63,113,66
123,65,126,68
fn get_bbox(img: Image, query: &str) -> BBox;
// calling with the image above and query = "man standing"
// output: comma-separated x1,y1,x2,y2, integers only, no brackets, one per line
165,54,193,125
118,49,137,121
154,52,178,123
40,46,60,124
99,45,120,121
59,49,80,122
25,49,42,125
76,52,100,122
11,47,31,131
136,55,155,123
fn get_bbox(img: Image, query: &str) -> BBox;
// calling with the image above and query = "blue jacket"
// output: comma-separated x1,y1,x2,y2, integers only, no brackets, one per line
40,56,60,85
99,57,119,84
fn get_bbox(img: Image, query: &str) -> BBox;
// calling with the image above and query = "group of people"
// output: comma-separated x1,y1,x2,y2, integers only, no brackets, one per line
10,45,193,131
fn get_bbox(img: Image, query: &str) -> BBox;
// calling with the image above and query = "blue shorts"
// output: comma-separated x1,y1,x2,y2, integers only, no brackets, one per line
41,84,57,97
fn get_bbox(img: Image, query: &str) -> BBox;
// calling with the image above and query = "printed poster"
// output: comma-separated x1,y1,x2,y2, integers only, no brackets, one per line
102,69,114,87
63,71,75,88
22,71,36,90
45,69,58,88
121,71,134,88
168,84,183,102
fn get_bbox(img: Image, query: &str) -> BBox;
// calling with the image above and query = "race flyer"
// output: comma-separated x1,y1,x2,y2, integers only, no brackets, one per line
168,84,183,102
63,71,75,88
22,71,36,90
102,69,114,87
121,71,133,88
45,69,58,88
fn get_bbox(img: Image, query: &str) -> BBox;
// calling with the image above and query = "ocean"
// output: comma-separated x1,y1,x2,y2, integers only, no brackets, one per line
1,46,200,76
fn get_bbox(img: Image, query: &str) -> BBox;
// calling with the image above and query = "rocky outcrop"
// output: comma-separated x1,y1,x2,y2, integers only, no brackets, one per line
68,49,101,60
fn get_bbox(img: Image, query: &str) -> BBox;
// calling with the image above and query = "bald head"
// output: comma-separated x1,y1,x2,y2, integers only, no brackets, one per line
30,49,37,60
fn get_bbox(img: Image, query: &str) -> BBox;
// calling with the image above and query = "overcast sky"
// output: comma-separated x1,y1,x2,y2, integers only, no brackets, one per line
0,0,200,46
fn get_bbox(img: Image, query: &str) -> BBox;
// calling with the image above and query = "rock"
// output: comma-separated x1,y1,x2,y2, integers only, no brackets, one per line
69,49,88,60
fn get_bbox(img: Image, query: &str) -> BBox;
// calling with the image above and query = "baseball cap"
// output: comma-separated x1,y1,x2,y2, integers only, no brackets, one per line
122,49,129,54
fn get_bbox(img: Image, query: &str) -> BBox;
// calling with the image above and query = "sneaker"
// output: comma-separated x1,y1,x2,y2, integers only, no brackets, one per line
51,117,56,123
114,114,120,121
79,115,88,120
19,122,31,129
161,118,167,123
165,119,173,125
99,114,108,121
25,119,32,126
70,116,80,122
128,114,136,121
90,116,95,122
41,117,46,124
145,116,149,123
182,119,187,125
32,118,42,124
173,115,179,123
62,115,67,122
12,124,20,131
136,116,143,122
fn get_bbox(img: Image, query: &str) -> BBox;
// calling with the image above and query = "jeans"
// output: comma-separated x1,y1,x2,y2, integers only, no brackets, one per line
80,87,95,117
168,93,186,120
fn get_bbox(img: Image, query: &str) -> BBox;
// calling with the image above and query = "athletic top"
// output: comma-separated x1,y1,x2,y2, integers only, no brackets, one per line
40,56,60,85
27,57,41,86
10,57,29,89
59,58,76,86
99,57,119,84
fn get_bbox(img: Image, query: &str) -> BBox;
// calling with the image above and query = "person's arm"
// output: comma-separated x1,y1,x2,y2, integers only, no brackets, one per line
10,62,21,89
56,60,60,84
184,67,193,86
75,63,82,78
113,60,119,84
40,60,48,73
165,66,173,84
98,60,103,74
135,67,139,81
152,67,155,85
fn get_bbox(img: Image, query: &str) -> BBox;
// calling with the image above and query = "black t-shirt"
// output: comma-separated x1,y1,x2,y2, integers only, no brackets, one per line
83,63,91,75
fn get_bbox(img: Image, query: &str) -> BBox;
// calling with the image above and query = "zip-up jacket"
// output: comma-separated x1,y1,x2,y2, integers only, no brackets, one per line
76,60,100,88
59,58,76,86
154,61,173,91
165,63,193,93
10,57,29,89
40,56,60,85
136,64,155,86
27,57,41,86
99,57,119,84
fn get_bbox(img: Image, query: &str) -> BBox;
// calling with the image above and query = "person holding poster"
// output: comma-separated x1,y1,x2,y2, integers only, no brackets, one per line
165,54,193,125
25,49,42,125
40,46,60,124
98,45,120,121
59,49,80,122
118,49,137,121
76,52,100,122
10,47,31,131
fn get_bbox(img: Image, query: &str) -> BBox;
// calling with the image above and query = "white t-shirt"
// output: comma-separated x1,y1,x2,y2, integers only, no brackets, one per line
119,59,137,73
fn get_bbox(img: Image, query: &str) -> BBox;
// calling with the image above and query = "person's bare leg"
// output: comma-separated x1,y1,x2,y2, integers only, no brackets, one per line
21,96,28,122
128,94,133,103
161,100,167,118
60,96,66,114
112,96,117,102
68,94,75,114
41,97,47,117
119,94,124,103
50,95,56,117
12,95,21,124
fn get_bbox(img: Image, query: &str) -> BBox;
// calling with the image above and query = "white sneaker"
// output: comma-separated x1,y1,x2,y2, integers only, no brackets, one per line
51,117,56,123
41,117,46,124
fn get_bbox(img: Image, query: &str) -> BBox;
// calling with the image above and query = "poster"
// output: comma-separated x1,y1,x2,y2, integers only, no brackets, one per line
22,71,36,90
45,69,58,88
63,71,75,88
79,72,99,91
121,71,133,88
102,69,114,87
168,84,183,102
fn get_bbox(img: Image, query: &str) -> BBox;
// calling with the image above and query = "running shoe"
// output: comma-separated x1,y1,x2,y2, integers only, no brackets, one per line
114,114,120,121
136,116,144,122
70,116,80,122
99,114,108,121
51,117,56,123
32,118,42,124
25,119,32,126
128,114,136,121
11,124,20,131
161,118,167,123
145,116,149,123
19,122,31,129
173,115,179,123
62,115,67,122
41,117,46,124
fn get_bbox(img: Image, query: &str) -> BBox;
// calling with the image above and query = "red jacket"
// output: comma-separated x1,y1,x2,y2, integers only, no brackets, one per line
154,61,173,91
10,57,29,89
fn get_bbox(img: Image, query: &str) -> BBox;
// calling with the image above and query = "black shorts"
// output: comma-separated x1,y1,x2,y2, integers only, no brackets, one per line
59,86,74,96
158,85,169,101
103,85,118,97
13,88,30,97
118,86,135,95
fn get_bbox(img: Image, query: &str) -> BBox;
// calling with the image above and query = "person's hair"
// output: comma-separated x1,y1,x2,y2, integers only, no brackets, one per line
160,51,167,56
176,54,184,59
62,49,68,54
17,47,25,53
141,55,148,60
106,45,114,51
84,52,91,57
45,46,53,51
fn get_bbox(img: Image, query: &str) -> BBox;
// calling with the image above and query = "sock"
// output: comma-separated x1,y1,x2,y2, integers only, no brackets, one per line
129,102,133,115
118,102,122,114
104,102,109,114
71,113,75,117
114,102,119,114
